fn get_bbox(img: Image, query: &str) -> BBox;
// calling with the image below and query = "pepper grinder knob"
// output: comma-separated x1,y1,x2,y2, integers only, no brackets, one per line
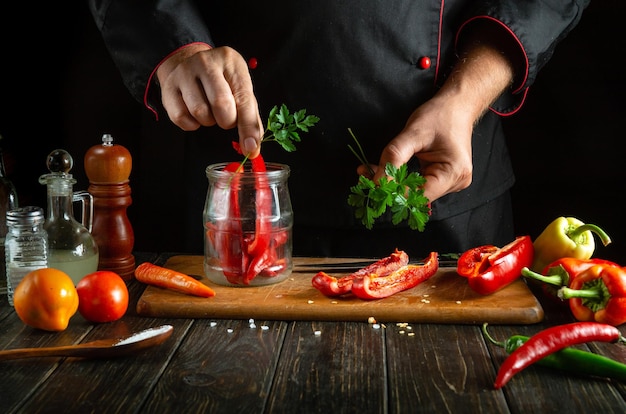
84,133,135,280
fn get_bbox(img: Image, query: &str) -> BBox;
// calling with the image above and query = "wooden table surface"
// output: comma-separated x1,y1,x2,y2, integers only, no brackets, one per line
2,252,626,414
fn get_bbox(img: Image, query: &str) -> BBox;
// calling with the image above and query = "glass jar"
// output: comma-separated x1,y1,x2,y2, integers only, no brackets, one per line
5,206,48,306
203,162,293,286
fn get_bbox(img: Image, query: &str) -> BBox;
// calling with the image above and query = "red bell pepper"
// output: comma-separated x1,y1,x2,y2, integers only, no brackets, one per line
351,251,439,299
557,264,626,326
457,235,534,295
312,249,409,296
521,257,621,302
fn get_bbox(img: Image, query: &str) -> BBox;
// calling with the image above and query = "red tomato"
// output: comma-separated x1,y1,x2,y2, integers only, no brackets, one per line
76,271,129,323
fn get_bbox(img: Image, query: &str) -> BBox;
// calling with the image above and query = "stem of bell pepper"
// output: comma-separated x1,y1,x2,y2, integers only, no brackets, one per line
531,217,612,272
521,266,570,287
557,264,626,326
350,251,438,299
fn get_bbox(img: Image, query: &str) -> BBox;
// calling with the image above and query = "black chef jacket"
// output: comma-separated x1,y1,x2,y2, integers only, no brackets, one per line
88,0,590,256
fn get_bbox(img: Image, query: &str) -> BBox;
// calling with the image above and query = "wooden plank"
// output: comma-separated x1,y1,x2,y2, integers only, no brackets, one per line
266,321,387,413
14,317,192,414
136,255,544,324
386,323,509,413
142,319,288,413
485,324,626,413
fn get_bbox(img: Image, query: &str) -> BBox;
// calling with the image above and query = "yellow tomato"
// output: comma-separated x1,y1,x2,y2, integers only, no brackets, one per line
13,268,79,332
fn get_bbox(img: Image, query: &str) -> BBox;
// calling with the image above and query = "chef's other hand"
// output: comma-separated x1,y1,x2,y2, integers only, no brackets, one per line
363,94,474,203
156,44,264,158
360,36,516,203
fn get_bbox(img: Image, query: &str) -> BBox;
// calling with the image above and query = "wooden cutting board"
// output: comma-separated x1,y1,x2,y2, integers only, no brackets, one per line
136,256,544,324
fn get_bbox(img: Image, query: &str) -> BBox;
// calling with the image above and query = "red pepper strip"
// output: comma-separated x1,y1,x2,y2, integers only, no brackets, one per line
494,321,626,389
242,154,273,283
457,236,534,295
311,249,409,296
213,162,246,284
558,264,626,326
351,251,438,300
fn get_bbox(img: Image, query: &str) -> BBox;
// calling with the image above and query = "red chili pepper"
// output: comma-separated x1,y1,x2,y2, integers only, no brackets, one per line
312,249,409,296
494,322,626,388
351,251,439,299
457,235,534,295
558,264,626,326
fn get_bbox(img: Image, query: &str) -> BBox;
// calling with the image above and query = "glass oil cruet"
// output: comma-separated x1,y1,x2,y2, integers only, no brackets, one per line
39,149,99,285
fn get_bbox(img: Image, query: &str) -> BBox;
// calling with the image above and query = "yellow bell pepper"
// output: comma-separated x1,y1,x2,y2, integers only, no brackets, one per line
531,217,612,272
13,268,79,332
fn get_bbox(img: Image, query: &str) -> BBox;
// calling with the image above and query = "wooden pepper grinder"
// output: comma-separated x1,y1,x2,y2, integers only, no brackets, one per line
84,133,135,280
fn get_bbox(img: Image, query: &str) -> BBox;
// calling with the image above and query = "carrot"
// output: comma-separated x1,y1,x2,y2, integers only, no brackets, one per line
134,262,216,298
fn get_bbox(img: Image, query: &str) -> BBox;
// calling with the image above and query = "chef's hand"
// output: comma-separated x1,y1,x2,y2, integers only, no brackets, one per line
156,44,264,158
361,25,519,203
362,94,475,203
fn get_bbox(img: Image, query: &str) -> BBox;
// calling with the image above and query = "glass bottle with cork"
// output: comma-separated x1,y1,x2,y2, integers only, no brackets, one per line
39,149,99,285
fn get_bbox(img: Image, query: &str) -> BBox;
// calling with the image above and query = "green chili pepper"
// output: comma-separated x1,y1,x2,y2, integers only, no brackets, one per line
482,323,626,383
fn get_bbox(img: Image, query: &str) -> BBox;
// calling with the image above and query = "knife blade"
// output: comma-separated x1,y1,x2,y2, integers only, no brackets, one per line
293,257,459,272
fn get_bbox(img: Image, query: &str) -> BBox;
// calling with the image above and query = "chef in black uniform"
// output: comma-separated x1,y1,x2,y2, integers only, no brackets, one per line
87,1,590,258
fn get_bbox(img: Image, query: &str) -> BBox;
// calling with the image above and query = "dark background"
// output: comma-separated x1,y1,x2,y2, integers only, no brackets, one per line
1,2,624,261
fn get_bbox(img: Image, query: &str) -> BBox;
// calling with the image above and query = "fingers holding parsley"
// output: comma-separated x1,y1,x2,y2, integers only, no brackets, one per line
347,129,431,231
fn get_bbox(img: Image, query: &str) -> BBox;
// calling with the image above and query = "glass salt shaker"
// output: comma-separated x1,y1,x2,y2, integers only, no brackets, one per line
5,206,48,306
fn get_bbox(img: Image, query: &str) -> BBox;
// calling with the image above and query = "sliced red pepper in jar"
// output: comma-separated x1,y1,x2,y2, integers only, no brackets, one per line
210,161,245,284
457,235,534,295
351,251,439,300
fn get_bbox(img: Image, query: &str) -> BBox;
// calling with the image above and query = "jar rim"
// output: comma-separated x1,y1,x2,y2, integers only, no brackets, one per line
205,162,290,178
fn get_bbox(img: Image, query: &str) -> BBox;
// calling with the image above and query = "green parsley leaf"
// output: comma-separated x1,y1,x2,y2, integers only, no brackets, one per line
263,104,320,152
347,131,430,231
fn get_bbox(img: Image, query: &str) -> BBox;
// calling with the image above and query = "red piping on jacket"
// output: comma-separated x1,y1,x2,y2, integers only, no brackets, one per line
144,42,213,120
456,15,530,116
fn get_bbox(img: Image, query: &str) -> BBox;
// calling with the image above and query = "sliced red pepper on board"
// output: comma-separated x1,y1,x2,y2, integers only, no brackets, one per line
312,249,409,296
558,264,626,326
351,251,439,299
457,236,534,295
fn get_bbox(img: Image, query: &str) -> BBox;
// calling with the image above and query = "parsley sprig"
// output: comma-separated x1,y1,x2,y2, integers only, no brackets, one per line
262,104,320,152
236,104,319,167
346,128,430,231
